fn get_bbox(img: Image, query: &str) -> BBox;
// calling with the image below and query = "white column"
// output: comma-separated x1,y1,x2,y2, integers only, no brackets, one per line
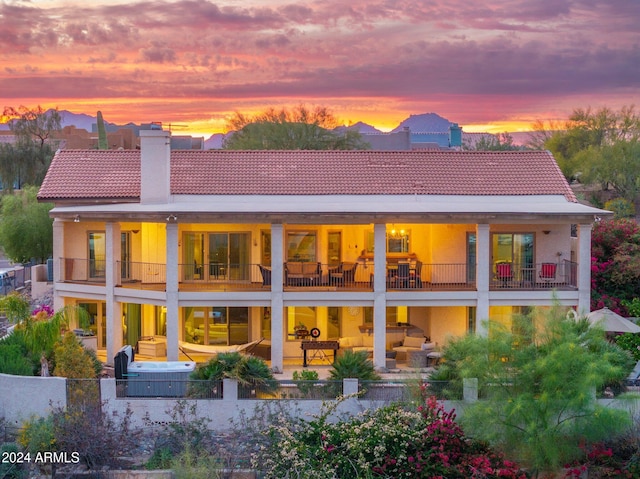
475,224,490,336
166,222,180,361
52,219,65,312
578,223,593,316
105,222,122,364
373,223,387,369
270,224,284,373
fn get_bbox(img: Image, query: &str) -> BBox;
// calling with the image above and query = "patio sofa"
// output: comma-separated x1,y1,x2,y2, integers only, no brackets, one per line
393,336,441,365
339,335,374,355
285,262,322,286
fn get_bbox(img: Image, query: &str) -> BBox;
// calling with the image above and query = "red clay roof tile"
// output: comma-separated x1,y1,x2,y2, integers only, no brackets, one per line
37,149,576,202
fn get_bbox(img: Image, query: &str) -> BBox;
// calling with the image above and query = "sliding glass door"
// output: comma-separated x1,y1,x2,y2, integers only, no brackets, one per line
183,232,250,281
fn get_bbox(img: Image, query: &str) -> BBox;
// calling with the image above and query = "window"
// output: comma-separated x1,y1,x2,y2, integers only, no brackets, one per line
287,306,317,340
88,232,106,278
467,233,476,283
364,229,411,254
492,233,534,277
467,306,476,333
183,232,251,281
88,231,131,280
261,230,271,266
327,307,342,339
183,307,249,345
327,231,342,266
286,231,317,262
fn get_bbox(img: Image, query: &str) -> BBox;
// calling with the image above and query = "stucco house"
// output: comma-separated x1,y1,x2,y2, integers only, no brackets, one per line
37,129,607,372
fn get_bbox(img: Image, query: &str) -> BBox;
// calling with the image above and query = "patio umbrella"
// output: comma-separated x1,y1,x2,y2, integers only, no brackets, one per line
586,307,640,334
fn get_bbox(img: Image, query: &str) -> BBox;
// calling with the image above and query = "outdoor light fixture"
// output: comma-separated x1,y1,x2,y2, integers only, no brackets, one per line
166,214,177,222
74,215,80,223
543,230,551,235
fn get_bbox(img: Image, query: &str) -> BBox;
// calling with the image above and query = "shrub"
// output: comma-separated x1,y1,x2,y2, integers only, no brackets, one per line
252,391,528,478
615,332,640,361
0,443,27,479
621,297,640,317
292,369,320,398
446,306,632,476
604,197,636,219
53,331,98,379
50,401,135,469
145,400,212,470
191,352,277,396
0,342,33,375
328,349,380,381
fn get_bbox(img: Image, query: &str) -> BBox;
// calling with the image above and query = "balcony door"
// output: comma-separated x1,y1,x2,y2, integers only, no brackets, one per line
183,232,250,281
88,231,131,280
183,306,249,345
492,233,534,281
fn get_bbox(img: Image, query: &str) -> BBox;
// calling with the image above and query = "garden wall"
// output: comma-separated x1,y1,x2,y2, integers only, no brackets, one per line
2,374,639,433
0,373,66,427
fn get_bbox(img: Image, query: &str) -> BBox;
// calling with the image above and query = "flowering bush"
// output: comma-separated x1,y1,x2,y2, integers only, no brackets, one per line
564,442,640,479
253,385,528,478
31,304,54,321
591,219,640,310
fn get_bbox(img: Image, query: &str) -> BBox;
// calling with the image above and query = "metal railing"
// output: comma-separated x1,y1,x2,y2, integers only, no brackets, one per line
113,378,455,401
489,260,577,290
56,258,578,292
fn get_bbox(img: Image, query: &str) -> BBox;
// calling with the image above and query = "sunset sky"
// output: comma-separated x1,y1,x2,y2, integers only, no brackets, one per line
1,0,638,137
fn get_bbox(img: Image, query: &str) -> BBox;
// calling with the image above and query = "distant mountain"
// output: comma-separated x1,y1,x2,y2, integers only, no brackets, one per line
58,111,100,131
391,113,453,133
342,121,382,134
204,133,226,149
1,109,534,147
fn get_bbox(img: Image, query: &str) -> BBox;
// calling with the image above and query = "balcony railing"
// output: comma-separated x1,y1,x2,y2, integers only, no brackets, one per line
489,260,577,290
57,258,577,292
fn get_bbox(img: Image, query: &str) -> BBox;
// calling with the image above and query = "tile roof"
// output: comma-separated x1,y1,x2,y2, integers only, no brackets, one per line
39,150,140,200
38,149,576,202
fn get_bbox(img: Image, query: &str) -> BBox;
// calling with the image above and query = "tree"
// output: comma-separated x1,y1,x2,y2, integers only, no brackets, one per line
535,105,640,184
440,306,632,477
0,186,53,263
0,106,61,191
2,105,62,150
580,138,640,201
223,105,369,150
464,132,524,151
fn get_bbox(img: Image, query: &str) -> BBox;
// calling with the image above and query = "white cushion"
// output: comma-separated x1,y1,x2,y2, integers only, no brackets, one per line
402,336,425,349
421,342,436,351
340,336,364,348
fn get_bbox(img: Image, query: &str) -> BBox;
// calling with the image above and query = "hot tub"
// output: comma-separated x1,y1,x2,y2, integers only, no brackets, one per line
125,361,196,397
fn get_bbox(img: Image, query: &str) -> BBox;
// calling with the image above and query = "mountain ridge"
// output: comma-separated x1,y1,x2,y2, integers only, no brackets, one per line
0,110,532,148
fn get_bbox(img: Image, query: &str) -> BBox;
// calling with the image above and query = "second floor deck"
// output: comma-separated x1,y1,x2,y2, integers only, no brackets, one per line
58,258,578,293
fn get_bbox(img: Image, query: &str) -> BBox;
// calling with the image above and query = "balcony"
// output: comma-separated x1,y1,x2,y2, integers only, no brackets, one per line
57,259,577,292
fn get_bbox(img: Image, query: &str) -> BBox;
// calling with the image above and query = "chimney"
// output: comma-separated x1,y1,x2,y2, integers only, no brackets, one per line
140,129,171,204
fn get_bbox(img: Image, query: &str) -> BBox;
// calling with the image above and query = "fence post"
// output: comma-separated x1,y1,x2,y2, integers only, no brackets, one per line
223,378,238,401
463,378,478,402
343,378,359,396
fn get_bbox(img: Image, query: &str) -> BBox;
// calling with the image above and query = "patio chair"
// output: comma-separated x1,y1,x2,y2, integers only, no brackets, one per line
495,262,513,287
258,264,272,286
328,262,358,286
539,263,557,283
395,261,411,288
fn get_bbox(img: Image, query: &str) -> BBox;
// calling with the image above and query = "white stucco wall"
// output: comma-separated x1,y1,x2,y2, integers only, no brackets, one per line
0,373,66,428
